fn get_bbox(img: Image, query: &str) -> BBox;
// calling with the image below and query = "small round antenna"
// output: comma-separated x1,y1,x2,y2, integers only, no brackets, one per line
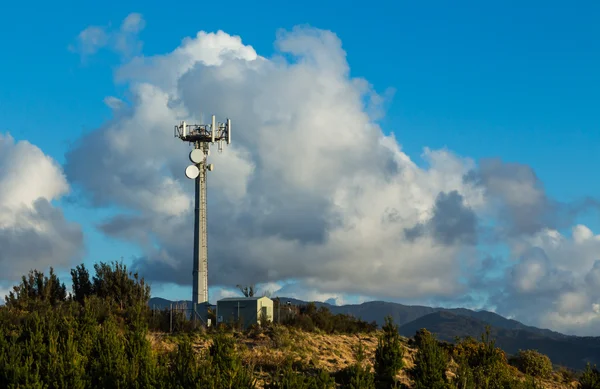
185,165,200,179
190,149,204,164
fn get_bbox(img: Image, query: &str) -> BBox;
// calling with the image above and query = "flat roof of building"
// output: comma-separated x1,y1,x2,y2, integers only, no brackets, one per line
217,296,271,302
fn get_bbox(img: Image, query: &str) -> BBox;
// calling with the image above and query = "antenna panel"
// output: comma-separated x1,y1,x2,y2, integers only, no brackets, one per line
182,121,187,137
227,119,231,144
211,115,216,143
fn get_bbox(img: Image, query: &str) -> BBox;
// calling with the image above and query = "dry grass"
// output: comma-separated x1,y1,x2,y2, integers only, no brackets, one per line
147,328,577,389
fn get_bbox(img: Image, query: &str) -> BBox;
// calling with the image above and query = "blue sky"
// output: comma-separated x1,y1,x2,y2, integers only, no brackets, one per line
1,1,600,317
2,1,598,196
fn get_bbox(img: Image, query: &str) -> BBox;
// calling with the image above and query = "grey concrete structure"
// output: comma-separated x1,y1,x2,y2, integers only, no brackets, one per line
173,116,232,307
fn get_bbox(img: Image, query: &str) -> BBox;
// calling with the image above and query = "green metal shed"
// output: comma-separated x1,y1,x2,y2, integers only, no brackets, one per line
216,296,273,329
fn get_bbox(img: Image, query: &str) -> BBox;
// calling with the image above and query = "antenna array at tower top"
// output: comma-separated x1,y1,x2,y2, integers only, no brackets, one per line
174,115,232,145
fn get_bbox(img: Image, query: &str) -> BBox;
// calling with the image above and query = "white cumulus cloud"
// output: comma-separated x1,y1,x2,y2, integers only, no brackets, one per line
66,26,486,303
0,133,84,284
70,12,145,59
492,225,600,335
63,18,600,335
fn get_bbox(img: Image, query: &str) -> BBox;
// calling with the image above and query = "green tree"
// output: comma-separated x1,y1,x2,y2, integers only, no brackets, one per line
88,316,130,388
348,339,376,389
168,340,200,388
579,363,600,389
92,261,151,309
511,349,553,378
410,329,449,389
206,332,257,388
5,268,66,309
374,315,404,388
70,263,93,304
453,327,516,389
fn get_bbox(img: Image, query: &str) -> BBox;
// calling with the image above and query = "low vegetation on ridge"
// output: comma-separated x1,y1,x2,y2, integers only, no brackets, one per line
0,261,597,388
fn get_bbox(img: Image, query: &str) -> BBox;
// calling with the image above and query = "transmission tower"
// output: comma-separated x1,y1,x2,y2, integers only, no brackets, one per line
174,115,231,316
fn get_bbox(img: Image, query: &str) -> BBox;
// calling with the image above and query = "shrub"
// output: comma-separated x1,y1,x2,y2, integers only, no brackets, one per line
452,327,516,389
70,264,94,305
5,268,67,309
270,325,293,349
410,329,449,389
528,377,545,389
556,366,577,383
511,349,553,378
578,363,600,389
91,261,151,309
412,328,433,349
266,363,335,389
374,316,404,387
336,339,376,389
283,303,377,334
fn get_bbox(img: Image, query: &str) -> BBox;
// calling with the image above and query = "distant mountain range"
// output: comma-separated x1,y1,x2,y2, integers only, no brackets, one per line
149,296,600,370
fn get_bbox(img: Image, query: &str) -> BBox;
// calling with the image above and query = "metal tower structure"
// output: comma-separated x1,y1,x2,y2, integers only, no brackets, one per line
174,115,231,312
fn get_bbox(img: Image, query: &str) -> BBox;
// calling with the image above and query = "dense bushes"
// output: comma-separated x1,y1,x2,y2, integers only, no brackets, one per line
0,263,381,389
410,329,450,389
335,340,376,389
266,364,335,389
5,267,67,310
449,327,550,389
283,302,377,334
168,333,257,388
0,263,259,388
0,262,587,389
510,349,553,378
73,262,151,309
578,363,600,389
374,315,404,387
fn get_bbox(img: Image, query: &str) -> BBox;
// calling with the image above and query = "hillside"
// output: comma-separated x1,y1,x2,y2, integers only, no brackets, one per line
147,327,577,389
149,296,598,370
399,311,600,370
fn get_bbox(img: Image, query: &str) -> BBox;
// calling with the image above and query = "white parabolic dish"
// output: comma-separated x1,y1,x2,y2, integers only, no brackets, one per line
185,164,200,179
190,149,204,164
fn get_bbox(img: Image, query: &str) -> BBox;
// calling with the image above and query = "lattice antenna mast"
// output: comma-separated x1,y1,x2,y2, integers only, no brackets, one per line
174,115,232,310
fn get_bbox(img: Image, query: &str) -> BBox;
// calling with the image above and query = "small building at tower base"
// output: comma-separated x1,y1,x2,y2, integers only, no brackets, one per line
216,296,273,329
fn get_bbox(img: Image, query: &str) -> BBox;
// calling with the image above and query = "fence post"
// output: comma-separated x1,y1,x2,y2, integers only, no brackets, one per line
170,303,173,333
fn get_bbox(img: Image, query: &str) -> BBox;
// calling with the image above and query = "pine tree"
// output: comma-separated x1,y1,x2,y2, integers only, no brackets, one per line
6,268,66,309
204,331,257,388
92,261,151,309
70,264,93,305
347,339,376,389
578,363,600,389
410,329,449,389
169,340,200,388
452,327,515,389
88,316,130,388
374,315,403,388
